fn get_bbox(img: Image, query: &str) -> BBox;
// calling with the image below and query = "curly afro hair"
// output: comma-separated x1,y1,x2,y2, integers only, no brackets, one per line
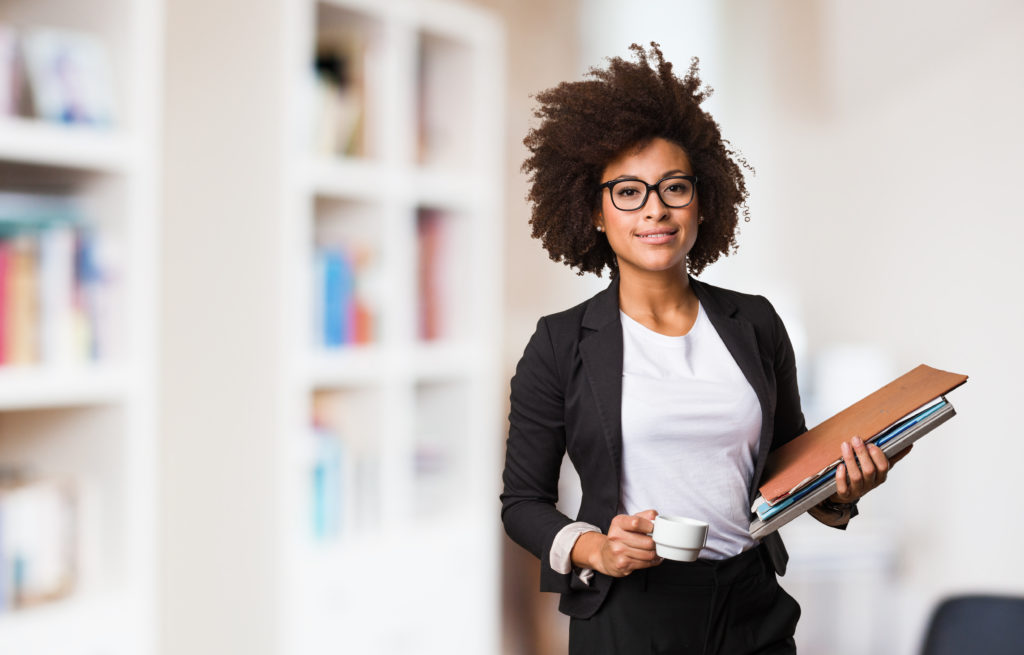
522,42,752,277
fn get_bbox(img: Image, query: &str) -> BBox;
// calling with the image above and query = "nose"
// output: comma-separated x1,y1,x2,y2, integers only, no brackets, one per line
642,186,669,219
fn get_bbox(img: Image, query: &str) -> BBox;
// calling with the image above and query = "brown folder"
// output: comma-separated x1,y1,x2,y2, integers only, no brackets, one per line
758,364,968,504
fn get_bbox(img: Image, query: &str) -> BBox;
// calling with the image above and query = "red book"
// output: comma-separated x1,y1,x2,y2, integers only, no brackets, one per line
418,210,443,341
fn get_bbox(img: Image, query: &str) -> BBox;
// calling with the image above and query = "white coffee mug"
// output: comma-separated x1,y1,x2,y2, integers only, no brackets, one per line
650,515,709,562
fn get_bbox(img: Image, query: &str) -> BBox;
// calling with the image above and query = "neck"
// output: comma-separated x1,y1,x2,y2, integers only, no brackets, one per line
616,264,696,318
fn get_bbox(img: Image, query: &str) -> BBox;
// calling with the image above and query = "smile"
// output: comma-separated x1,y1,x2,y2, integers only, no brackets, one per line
635,229,679,243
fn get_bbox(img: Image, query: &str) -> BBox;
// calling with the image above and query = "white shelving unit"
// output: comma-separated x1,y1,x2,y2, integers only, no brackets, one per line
0,118,135,172
0,0,160,653
279,1,504,653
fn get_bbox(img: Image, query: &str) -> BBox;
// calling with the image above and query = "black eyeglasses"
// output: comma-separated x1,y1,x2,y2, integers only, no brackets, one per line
598,175,698,211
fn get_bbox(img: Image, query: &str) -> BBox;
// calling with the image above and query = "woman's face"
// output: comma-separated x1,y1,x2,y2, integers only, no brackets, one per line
595,137,699,278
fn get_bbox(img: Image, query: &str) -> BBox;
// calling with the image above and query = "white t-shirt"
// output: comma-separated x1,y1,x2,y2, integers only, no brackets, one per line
550,302,762,575
618,304,761,558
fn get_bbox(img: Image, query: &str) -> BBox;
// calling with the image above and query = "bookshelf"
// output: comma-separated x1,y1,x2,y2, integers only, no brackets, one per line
0,0,159,653
279,0,504,653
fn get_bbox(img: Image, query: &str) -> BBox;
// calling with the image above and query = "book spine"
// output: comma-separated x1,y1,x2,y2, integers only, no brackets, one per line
0,240,9,365
74,228,101,360
85,230,121,361
418,210,441,340
317,243,379,348
7,234,39,364
0,478,77,611
312,31,367,157
0,25,17,117
319,249,339,347
337,250,355,345
38,223,76,365
312,426,344,540
323,249,353,347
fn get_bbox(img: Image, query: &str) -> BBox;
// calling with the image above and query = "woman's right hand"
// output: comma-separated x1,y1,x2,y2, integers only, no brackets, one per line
571,509,663,577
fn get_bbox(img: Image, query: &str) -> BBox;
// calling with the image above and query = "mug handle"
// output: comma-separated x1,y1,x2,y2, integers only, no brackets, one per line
646,515,660,539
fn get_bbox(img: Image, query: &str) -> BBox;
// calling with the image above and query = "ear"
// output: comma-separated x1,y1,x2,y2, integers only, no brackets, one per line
593,209,605,233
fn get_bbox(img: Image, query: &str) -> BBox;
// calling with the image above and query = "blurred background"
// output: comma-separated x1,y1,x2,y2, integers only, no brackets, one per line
0,0,1021,653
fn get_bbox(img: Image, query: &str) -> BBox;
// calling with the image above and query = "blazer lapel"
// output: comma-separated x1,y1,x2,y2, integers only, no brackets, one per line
691,278,775,501
579,278,625,483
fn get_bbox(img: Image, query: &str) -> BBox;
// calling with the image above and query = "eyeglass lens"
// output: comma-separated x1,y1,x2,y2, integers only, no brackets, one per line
609,177,694,211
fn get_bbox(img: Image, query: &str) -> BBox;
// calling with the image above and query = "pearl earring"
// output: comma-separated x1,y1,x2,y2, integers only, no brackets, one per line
596,226,604,232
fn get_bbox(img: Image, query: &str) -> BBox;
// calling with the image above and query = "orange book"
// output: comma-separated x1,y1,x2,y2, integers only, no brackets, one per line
6,235,40,364
759,364,968,504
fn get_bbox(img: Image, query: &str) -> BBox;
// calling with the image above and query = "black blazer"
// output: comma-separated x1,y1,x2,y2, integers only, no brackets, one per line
500,276,810,619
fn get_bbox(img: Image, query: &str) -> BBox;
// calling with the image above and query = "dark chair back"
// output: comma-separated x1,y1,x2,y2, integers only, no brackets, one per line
921,595,1024,655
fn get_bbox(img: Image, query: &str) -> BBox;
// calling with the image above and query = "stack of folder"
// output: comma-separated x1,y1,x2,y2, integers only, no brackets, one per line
749,364,968,540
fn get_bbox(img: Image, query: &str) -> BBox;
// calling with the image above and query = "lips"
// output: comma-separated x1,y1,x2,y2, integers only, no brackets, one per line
635,228,679,244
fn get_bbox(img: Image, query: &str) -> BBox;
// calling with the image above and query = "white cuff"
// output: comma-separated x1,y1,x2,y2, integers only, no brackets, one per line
577,567,595,585
550,521,602,584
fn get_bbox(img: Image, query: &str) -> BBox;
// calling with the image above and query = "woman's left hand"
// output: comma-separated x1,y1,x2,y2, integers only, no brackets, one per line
830,437,911,503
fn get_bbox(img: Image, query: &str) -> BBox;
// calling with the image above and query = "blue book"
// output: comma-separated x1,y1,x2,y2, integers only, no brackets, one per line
321,249,348,347
336,250,355,345
311,426,344,540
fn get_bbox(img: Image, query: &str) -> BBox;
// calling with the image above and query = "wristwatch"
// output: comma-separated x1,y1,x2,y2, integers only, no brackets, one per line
820,497,858,515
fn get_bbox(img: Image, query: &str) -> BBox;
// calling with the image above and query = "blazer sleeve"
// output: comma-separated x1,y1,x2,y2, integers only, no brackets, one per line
500,316,577,594
765,297,858,526
765,297,807,451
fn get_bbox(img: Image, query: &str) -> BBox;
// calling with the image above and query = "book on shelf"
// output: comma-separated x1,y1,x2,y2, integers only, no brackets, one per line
309,391,380,540
1,234,39,364
0,24,23,118
313,243,376,348
0,191,118,366
748,364,968,539
413,423,458,515
312,30,367,158
310,420,345,541
417,209,464,342
412,382,469,516
416,38,471,167
0,472,78,613
417,209,443,341
20,27,116,126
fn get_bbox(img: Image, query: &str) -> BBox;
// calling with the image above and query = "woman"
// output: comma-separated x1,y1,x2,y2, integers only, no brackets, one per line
500,44,899,654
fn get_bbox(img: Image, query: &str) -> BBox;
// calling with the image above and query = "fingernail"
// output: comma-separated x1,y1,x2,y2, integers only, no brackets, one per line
853,437,863,447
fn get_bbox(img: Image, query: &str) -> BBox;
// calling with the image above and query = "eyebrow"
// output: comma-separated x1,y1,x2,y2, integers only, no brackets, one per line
607,169,692,182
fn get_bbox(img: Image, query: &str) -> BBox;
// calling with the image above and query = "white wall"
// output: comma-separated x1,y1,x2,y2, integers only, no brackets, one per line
580,0,723,90
580,0,1024,652
495,0,603,370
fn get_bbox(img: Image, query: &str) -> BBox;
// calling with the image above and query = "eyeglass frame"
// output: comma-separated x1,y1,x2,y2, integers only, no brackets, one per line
597,174,699,211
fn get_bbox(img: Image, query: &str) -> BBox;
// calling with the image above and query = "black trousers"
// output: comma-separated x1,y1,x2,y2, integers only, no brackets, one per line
569,546,800,655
